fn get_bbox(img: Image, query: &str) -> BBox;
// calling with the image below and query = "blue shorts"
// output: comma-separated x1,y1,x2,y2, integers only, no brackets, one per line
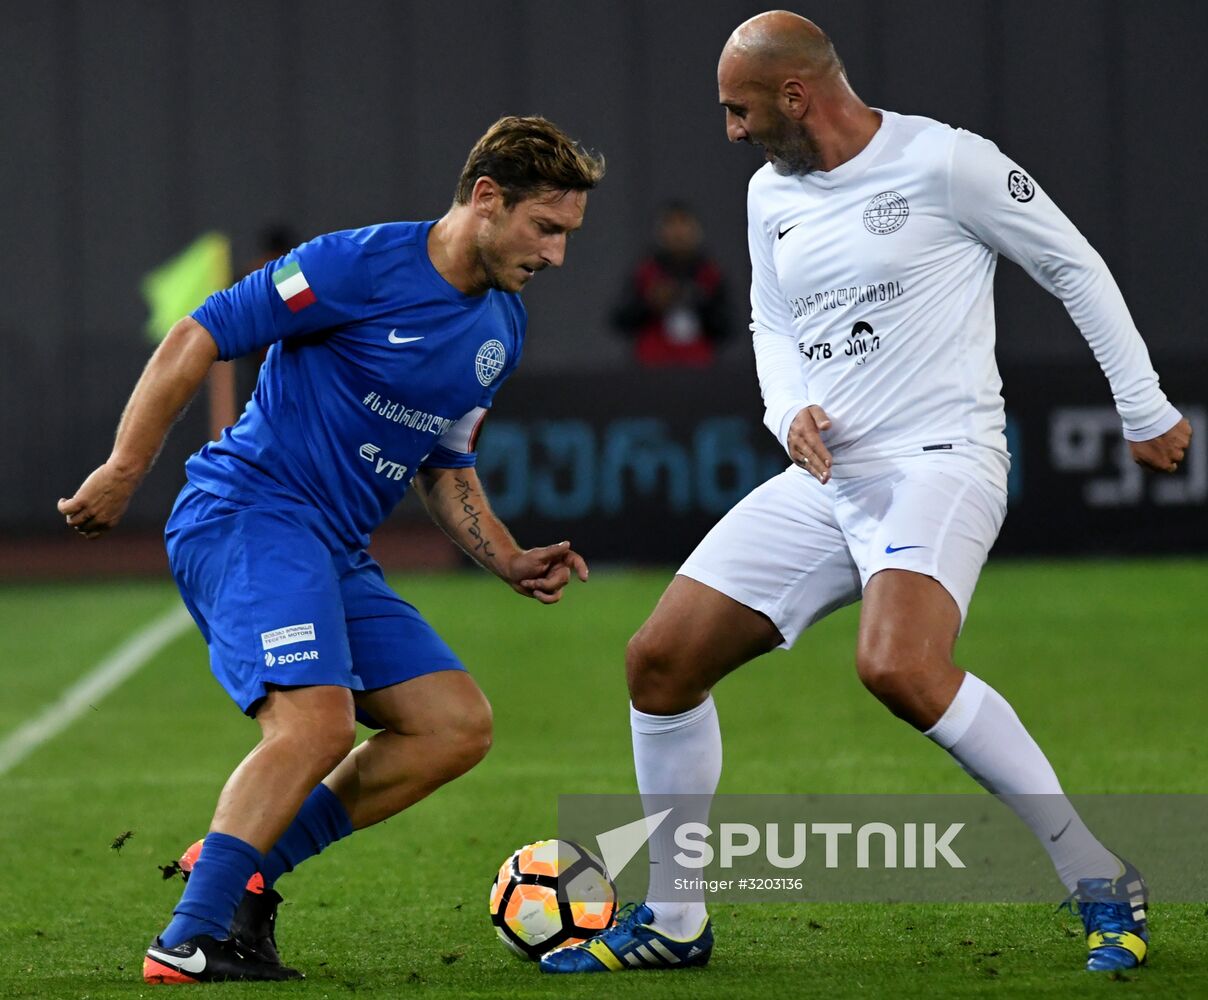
165,483,465,719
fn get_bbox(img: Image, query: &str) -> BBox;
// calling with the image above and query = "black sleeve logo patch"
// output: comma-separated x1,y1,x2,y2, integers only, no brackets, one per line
1007,169,1035,203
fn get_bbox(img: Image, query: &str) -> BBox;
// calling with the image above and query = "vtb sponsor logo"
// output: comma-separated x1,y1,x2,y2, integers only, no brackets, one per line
359,443,409,482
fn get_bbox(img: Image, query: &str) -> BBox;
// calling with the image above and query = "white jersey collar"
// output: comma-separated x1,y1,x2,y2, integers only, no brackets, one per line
801,109,894,190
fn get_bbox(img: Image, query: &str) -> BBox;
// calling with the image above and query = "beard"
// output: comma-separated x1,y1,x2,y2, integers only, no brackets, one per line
473,227,517,293
477,250,508,292
763,118,822,176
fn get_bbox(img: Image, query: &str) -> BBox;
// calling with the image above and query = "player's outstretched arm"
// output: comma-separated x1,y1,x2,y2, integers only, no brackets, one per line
1129,417,1192,473
414,465,588,603
57,316,219,539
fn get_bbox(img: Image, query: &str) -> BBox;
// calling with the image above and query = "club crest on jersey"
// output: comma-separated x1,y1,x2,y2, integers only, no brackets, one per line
475,339,506,386
862,191,909,235
1008,169,1035,203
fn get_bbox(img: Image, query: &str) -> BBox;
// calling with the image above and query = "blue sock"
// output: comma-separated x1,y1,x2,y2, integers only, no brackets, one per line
260,783,353,887
160,832,262,948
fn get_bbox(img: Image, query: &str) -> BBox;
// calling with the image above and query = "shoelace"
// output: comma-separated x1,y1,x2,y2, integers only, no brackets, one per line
1058,893,1141,937
608,902,646,934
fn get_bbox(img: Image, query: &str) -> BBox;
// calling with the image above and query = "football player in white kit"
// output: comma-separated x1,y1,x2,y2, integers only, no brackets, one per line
543,10,1192,976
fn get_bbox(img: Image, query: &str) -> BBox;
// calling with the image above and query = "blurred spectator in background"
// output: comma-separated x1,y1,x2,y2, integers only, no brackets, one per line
247,224,301,274
611,201,730,367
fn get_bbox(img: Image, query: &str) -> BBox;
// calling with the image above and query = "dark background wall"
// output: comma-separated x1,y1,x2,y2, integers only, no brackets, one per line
3,0,1205,537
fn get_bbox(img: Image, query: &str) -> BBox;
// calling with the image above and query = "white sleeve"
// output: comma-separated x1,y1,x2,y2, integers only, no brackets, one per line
949,131,1180,440
433,406,487,454
748,182,811,451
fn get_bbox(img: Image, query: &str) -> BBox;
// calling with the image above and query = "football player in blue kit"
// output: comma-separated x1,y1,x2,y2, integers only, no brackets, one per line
58,116,605,984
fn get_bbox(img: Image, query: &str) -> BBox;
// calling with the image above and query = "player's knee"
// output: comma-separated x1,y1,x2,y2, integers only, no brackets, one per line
855,640,913,695
855,641,888,690
626,628,701,714
855,641,947,717
259,705,355,776
266,720,354,779
461,704,494,768
443,699,494,777
626,627,666,698
259,686,357,773
311,721,358,775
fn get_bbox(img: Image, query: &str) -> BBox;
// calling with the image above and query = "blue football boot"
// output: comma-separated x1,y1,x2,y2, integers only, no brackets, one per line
540,903,712,973
1062,860,1148,971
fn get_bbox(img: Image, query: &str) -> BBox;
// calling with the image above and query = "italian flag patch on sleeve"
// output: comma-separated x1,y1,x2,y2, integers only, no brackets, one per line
273,260,316,312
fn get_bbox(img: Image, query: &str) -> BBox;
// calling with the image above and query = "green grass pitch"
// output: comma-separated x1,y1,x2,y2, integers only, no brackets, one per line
0,560,1205,998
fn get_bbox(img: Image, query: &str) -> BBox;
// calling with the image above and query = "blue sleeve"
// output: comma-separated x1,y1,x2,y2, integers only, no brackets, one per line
191,233,373,361
424,325,525,469
424,444,480,469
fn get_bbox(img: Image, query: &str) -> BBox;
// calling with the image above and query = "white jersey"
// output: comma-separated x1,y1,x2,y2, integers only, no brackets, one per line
748,110,1181,491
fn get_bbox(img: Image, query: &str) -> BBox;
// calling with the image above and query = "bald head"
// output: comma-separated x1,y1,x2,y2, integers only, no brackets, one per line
718,11,874,176
720,10,841,83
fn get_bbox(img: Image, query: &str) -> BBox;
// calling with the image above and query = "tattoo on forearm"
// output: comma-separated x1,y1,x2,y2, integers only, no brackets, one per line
452,476,496,560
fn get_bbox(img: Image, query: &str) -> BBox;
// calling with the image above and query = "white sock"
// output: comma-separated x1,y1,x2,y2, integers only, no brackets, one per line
926,672,1120,891
631,697,721,938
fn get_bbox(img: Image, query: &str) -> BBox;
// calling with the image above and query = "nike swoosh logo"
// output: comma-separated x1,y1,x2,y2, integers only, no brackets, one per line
147,946,207,974
778,223,801,240
1049,819,1072,842
387,329,424,344
884,544,927,554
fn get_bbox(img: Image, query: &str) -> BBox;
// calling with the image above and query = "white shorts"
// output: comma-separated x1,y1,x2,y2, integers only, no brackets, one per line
678,456,1007,648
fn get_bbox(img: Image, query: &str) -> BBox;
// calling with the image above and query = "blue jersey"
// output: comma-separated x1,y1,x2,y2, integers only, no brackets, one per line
186,221,525,550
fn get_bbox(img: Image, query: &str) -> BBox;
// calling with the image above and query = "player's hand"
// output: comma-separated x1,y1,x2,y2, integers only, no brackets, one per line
1128,418,1192,473
57,462,140,539
787,405,833,484
506,541,589,604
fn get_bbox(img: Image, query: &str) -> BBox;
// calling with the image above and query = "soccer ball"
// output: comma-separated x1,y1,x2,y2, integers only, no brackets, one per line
488,839,616,960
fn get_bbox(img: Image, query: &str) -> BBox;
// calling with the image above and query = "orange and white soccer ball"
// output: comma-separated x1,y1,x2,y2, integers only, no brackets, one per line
488,839,616,959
